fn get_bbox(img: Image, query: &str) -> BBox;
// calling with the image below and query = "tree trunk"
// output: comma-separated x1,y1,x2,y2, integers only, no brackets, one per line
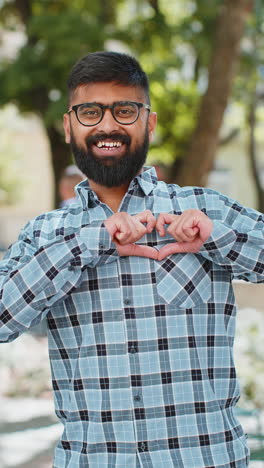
247,91,264,212
14,0,32,24
47,126,72,208
175,0,254,187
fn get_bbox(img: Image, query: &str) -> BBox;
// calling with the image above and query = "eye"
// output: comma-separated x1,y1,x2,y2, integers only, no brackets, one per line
78,105,101,118
118,108,134,115
115,104,137,118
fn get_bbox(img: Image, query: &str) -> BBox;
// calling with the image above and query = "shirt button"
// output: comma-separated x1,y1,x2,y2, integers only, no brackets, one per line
140,442,146,452
124,298,131,305
99,243,105,249
134,394,141,402
129,346,137,354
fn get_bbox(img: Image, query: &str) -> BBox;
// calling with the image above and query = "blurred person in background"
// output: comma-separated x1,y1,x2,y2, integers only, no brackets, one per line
58,164,85,207
0,51,263,468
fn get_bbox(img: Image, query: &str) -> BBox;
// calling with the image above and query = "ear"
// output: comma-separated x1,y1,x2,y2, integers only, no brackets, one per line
63,113,71,144
148,112,157,142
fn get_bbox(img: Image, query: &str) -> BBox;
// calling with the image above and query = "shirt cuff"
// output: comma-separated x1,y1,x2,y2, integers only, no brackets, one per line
201,221,237,258
75,221,118,267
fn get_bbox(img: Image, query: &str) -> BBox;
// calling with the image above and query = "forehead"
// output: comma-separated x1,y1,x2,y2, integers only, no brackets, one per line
70,82,146,106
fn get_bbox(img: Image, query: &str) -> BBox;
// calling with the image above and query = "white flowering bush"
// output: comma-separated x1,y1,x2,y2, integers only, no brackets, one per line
235,307,264,410
0,332,52,398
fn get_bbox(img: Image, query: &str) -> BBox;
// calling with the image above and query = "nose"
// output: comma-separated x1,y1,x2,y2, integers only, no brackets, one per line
96,108,121,133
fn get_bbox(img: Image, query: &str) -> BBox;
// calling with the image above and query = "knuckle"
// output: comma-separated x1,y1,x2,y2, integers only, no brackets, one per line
120,211,129,219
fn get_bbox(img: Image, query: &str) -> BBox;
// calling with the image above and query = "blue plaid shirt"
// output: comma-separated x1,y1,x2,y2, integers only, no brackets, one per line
0,167,263,468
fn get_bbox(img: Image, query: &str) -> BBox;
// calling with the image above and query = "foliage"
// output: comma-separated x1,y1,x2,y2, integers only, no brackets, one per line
232,0,264,211
149,81,199,164
0,5,109,124
0,0,222,186
115,0,223,162
0,0,260,200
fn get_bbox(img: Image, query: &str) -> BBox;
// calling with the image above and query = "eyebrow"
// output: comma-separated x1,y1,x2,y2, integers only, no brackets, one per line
77,100,139,106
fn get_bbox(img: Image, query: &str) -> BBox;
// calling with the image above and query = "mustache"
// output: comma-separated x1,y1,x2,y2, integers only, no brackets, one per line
86,133,131,146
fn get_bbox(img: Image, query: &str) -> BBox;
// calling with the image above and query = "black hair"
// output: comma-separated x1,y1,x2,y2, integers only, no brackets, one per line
67,51,150,104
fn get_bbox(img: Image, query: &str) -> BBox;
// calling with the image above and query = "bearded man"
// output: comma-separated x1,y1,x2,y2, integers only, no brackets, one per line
0,51,263,468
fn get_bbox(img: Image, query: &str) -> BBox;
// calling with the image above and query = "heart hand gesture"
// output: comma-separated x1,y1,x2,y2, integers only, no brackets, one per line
104,209,213,260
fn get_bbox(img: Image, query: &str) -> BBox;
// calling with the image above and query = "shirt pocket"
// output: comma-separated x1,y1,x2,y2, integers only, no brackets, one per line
154,253,212,308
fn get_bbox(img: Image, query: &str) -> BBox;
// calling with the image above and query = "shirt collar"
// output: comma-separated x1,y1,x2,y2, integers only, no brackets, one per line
75,166,158,209
127,166,158,196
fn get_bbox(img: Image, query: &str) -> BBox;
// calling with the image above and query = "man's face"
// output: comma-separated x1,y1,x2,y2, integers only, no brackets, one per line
63,82,157,187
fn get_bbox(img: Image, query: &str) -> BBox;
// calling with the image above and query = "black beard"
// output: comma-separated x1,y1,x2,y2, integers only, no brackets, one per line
70,130,149,188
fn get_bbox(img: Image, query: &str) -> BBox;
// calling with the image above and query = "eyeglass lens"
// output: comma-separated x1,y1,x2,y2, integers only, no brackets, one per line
77,102,139,125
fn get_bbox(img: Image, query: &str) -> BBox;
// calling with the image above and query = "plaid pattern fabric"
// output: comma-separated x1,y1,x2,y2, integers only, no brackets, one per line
0,167,263,468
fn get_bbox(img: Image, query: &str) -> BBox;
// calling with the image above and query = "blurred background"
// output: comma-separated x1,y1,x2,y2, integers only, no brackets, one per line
0,0,263,466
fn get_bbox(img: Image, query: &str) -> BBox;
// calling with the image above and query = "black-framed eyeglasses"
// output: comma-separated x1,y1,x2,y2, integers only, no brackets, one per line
67,101,151,126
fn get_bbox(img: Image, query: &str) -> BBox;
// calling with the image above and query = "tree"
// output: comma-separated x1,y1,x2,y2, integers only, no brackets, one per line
247,88,264,212
0,0,258,206
113,0,256,187
235,0,264,212
0,0,122,205
174,0,255,187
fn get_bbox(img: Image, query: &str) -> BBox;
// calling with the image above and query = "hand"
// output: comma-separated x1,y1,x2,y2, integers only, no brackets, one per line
156,209,213,260
104,211,158,259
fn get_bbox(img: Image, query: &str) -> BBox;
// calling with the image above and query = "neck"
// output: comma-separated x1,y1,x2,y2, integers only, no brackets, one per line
88,179,130,213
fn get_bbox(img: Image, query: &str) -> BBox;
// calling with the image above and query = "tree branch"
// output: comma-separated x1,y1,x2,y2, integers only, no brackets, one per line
147,0,160,14
219,128,240,146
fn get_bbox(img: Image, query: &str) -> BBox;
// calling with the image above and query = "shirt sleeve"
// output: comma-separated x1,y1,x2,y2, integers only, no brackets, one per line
199,194,264,283
0,220,118,342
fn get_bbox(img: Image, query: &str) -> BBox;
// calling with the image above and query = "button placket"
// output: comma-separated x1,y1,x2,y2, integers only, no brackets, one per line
119,261,143,449
134,394,141,402
129,345,137,354
140,442,146,452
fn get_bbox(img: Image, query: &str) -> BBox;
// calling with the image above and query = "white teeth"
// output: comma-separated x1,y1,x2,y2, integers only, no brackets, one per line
96,141,122,148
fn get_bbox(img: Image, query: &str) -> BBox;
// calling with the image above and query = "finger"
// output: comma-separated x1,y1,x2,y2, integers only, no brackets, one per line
134,210,156,233
130,244,158,259
114,231,130,244
183,225,199,238
104,213,131,239
146,214,156,233
167,223,199,242
156,213,176,237
158,239,204,260
113,222,133,243
115,221,147,245
117,243,158,259
180,210,213,243
198,219,213,242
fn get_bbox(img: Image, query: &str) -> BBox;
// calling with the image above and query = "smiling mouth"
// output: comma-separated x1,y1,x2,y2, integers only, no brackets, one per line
95,140,123,149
